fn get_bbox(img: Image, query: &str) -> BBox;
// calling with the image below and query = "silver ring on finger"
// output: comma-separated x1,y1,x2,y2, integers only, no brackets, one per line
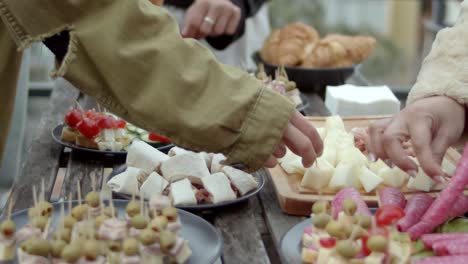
203,16,216,25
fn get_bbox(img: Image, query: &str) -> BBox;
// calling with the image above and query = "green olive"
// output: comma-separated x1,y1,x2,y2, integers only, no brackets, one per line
85,191,101,208
159,230,176,253
162,207,178,222
0,219,16,238
71,204,89,221
355,214,372,229
31,216,48,231
131,214,149,230
336,240,358,259
103,207,116,218
54,228,71,243
126,201,140,218
61,243,82,262
368,235,388,252
21,238,50,257
312,201,330,214
343,223,353,239
61,215,77,230
28,207,39,219
108,240,122,252
325,220,345,239
139,229,158,246
123,238,139,256
83,239,100,260
285,81,297,91
313,213,331,229
343,199,357,216
95,214,109,228
50,239,67,258
150,216,168,233
37,201,54,217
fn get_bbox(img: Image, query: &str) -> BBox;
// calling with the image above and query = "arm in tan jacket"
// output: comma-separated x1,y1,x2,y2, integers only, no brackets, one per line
408,0,468,105
0,0,295,171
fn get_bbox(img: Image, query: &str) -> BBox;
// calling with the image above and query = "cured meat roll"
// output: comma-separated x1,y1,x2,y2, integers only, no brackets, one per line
396,193,434,232
201,173,237,203
222,167,258,196
377,187,406,209
107,167,142,196
161,153,210,184
140,172,169,199
170,179,197,206
126,141,169,174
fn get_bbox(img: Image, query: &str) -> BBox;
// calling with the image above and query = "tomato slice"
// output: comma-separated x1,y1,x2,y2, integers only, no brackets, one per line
64,109,83,128
148,132,171,143
97,116,117,129
115,119,126,129
319,237,336,248
77,118,100,138
375,205,405,227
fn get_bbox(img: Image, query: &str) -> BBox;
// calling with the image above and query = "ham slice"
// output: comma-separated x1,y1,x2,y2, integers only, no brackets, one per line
98,218,127,240
122,255,141,264
397,193,434,232
414,255,468,264
421,233,468,249
16,226,42,243
149,194,172,213
332,187,372,219
408,144,468,239
377,187,406,209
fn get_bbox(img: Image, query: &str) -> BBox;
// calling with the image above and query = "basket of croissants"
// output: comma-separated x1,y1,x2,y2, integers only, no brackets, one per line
253,22,376,93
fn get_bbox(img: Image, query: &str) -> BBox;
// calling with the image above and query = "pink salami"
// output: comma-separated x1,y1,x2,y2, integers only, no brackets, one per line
397,194,434,232
377,187,406,209
332,187,371,219
422,233,468,249
408,144,468,239
447,243,468,256
449,195,468,218
431,238,468,255
414,255,468,264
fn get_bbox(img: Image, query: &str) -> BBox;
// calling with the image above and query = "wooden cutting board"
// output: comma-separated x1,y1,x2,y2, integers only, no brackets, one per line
268,116,462,216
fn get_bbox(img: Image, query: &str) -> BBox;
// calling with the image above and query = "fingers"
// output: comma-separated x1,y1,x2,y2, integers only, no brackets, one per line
289,112,323,156
368,118,391,160
213,12,230,36
182,3,207,38
225,6,241,34
264,155,278,168
282,122,317,168
199,6,218,36
273,142,287,159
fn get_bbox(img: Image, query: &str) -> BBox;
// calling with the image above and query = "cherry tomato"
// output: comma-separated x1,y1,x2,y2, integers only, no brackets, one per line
362,227,389,256
115,120,126,129
77,118,100,138
97,116,117,129
375,205,405,227
148,132,171,143
64,109,82,128
84,110,103,121
319,237,336,248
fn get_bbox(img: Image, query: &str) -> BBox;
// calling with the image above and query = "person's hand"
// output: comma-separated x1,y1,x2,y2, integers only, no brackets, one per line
368,96,465,179
265,111,323,168
182,0,241,39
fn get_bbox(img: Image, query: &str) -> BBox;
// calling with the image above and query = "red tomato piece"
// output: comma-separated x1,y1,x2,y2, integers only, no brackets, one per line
319,237,336,248
115,119,126,129
376,205,405,227
77,118,100,138
97,116,117,129
64,109,82,128
148,132,171,143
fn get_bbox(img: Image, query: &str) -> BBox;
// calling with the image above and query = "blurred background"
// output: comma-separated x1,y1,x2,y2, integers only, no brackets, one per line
0,0,463,202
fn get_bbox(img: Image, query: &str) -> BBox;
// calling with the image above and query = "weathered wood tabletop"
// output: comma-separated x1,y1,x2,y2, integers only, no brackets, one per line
5,78,334,264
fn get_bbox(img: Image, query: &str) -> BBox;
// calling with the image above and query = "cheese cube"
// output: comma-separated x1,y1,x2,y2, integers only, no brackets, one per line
442,158,456,176
359,167,383,193
378,167,407,188
281,158,305,175
301,158,334,190
328,162,362,189
369,159,389,174
316,127,326,140
321,147,337,167
407,170,434,192
325,116,346,131
338,147,368,167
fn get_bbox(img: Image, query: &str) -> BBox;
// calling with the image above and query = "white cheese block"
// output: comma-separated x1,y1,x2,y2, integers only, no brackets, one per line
161,153,210,184
442,158,456,176
316,127,326,140
126,140,169,174
378,167,407,188
321,146,337,167
101,128,115,141
364,252,386,264
369,159,389,174
325,115,346,131
337,146,368,166
210,153,226,173
359,167,383,193
280,157,305,175
140,172,169,199
325,85,401,116
301,158,334,191
317,248,333,264
114,128,126,139
98,141,123,151
222,167,258,195
278,147,300,164
170,179,197,205
407,170,434,192
107,167,142,195
328,162,362,190
201,173,237,203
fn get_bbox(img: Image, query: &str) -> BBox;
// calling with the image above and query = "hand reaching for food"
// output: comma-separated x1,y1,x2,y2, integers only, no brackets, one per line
368,96,465,179
182,0,241,39
265,111,324,169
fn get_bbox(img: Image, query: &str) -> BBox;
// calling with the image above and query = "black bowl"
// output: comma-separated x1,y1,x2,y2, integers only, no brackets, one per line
252,52,357,94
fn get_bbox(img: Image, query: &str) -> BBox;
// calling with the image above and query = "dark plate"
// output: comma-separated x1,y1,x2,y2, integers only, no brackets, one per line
10,200,222,264
52,124,174,155
252,51,357,93
109,164,265,211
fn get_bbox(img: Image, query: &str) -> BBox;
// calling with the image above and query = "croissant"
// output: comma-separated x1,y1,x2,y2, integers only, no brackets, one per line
261,23,319,66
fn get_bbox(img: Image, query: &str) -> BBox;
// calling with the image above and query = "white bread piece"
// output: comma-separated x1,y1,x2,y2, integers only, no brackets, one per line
201,173,237,203
170,179,197,205
161,153,210,184
210,153,226,173
222,167,258,196
97,141,123,151
140,172,169,199
107,167,142,195
126,140,169,174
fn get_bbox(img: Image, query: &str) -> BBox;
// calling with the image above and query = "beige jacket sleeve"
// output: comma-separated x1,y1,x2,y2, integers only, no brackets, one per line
408,1,468,105
0,0,295,171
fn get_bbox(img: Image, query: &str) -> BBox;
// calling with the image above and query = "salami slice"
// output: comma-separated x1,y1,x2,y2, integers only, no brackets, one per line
377,187,406,209
414,255,468,264
447,243,468,256
396,194,434,232
408,144,468,239
449,195,468,218
332,187,372,219
431,238,468,255
421,233,468,249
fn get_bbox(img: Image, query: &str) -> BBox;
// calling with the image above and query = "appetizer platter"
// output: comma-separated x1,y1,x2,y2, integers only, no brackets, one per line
269,115,462,216
53,108,173,154
107,141,263,210
1,181,222,263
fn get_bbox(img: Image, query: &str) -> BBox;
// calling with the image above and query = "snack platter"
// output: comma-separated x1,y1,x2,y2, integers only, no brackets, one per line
268,116,463,216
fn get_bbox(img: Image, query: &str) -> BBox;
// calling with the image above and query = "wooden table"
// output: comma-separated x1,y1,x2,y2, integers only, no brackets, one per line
5,78,332,264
